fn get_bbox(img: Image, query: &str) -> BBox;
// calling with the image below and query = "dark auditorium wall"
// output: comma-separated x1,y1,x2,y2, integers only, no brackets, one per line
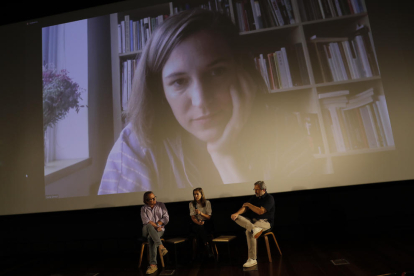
1,180,414,257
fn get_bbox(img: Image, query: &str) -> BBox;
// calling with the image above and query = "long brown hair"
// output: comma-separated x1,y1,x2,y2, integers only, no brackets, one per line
126,8,267,148
192,187,206,208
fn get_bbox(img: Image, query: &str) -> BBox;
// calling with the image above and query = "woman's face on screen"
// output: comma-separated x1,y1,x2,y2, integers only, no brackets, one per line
162,30,235,143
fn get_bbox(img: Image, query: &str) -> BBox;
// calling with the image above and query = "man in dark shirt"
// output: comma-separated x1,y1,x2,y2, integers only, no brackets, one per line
231,180,275,268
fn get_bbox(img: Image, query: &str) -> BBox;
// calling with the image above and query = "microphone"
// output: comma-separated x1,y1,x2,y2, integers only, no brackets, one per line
194,204,201,224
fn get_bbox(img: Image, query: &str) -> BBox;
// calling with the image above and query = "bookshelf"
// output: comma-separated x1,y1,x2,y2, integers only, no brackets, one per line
109,2,172,140
109,0,393,175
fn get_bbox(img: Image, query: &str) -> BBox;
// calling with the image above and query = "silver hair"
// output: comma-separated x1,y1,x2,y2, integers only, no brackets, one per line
254,180,266,190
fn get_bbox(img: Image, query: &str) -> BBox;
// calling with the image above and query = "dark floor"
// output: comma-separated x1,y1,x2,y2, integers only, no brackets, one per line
1,229,414,276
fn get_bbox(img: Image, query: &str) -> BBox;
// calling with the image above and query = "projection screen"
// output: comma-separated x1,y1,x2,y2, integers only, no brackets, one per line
0,0,413,216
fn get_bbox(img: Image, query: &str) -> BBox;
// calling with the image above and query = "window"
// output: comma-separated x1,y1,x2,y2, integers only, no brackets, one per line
42,20,89,179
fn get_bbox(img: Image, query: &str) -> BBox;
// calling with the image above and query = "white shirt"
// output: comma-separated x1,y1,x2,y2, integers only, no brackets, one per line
189,200,212,221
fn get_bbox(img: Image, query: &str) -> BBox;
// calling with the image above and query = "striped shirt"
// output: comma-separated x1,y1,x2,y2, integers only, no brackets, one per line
141,202,169,231
98,121,315,195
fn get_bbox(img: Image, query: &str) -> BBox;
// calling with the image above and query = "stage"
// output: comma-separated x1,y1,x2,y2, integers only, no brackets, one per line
1,228,414,276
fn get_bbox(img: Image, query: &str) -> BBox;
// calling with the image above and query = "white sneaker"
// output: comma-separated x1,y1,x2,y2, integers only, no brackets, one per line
243,258,257,267
252,227,263,239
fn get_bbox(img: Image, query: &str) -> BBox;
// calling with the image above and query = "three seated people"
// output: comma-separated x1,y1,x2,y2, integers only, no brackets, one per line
140,181,275,273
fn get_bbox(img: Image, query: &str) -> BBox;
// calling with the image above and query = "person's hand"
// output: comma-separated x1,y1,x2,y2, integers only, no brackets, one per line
156,227,163,232
199,220,205,225
207,69,256,154
243,203,251,209
231,213,239,221
195,209,200,215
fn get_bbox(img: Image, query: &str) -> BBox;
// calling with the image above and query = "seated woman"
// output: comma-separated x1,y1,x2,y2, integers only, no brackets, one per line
141,191,169,274
189,187,214,259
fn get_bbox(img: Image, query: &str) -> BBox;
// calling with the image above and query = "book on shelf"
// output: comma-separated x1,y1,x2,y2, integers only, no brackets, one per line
309,26,380,84
118,14,168,54
120,54,141,111
251,0,264,30
318,89,349,99
121,61,128,111
320,88,394,153
173,1,231,17
254,43,310,91
234,0,295,31
125,15,130,53
376,95,394,147
298,0,363,21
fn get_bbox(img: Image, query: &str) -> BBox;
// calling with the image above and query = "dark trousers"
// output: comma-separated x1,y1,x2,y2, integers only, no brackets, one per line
191,219,213,246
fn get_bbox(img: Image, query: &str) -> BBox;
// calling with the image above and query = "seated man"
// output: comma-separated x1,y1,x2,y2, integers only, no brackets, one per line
141,191,169,274
231,180,275,268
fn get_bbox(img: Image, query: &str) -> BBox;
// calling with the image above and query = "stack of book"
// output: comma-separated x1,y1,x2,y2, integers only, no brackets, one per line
121,55,142,110
298,0,364,22
310,25,380,83
173,1,231,17
118,14,168,54
234,0,295,32
320,88,394,153
254,43,310,91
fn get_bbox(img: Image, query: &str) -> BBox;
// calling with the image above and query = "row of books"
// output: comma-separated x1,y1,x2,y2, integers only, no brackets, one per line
234,0,296,32
310,25,380,83
298,0,364,22
117,14,168,54
172,1,231,17
121,56,141,110
319,88,394,153
254,43,310,91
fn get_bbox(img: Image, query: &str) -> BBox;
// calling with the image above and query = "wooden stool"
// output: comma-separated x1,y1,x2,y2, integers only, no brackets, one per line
165,237,188,267
212,235,236,261
260,230,282,262
138,238,166,268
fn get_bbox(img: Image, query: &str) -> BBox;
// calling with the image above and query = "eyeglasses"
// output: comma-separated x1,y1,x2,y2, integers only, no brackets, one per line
253,189,262,191
148,196,156,201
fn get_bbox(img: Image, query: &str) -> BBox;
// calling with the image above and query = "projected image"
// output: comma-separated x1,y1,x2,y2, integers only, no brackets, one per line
42,20,89,187
98,8,319,195
42,1,396,199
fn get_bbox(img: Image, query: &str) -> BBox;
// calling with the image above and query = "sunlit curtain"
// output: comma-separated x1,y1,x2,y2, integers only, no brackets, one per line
42,24,66,163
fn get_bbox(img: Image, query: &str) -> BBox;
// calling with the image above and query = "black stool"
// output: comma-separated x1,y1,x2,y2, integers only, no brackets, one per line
165,237,188,267
212,235,236,262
